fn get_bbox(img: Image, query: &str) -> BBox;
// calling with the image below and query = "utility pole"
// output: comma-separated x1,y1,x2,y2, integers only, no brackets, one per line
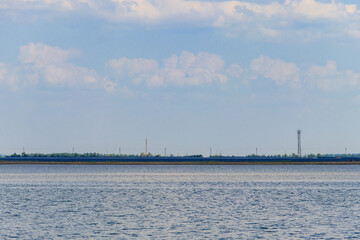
256,147,258,156
164,147,166,157
119,147,121,155
210,147,212,157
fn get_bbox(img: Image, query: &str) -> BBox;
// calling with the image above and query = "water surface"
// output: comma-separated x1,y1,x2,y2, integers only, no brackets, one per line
1,165,359,239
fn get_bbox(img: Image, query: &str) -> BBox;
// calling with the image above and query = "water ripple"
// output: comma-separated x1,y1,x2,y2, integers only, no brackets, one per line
0,165,360,239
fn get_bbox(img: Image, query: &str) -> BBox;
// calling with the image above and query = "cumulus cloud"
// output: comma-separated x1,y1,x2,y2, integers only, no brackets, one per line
4,42,360,93
107,51,227,87
246,56,360,91
288,0,356,19
226,64,248,85
107,57,158,85
2,0,360,41
19,42,102,88
19,43,79,68
305,61,360,90
4,43,228,91
250,55,301,88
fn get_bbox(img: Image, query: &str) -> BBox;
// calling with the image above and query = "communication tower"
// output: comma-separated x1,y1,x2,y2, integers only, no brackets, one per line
145,138,148,156
297,129,302,157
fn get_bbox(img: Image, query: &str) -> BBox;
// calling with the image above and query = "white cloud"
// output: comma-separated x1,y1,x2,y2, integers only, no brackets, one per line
226,64,248,85
158,51,227,86
0,62,19,89
19,42,101,88
107,51,227,87
107,57,158,85
288,0,356,20
216,0,359,41
305,61,360,90
103,79,117,92
7,44,227,91
19,42,79,68
0,0,84,11
6,42,360,93
247,56,360,91
99,0,162,23
2,0,360,41
250,55,301,88
41,64,98,86
226,64,244,78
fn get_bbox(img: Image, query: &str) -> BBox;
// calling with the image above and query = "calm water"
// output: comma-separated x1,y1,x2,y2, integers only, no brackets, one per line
1,165,360,239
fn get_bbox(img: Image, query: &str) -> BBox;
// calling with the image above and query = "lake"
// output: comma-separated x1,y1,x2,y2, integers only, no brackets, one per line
1,165,360,239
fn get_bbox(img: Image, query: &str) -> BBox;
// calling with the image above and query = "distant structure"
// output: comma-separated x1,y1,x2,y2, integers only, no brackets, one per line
297,129,302,157
145,138,148,156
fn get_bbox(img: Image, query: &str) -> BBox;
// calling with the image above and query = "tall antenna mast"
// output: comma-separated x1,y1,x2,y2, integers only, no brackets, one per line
297,129,302,157
145,138,148,156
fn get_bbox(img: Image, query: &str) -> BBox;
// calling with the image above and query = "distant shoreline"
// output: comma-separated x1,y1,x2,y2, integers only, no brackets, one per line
1,156,360,165
1,161,360,165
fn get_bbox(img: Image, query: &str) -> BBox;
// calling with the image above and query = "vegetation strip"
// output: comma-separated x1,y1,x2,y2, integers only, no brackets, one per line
1,161,360,165
1,155,360,165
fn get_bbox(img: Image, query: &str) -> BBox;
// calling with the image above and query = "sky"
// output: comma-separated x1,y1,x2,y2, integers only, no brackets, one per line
1,0,360,156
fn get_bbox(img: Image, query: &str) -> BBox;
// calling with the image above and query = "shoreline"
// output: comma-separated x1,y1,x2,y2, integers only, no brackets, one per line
1,161,359,165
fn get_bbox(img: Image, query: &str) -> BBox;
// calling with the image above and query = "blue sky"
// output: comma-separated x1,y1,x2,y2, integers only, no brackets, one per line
1,0,360,156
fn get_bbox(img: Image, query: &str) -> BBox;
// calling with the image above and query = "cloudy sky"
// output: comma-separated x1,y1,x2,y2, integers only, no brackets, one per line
1,0,360,156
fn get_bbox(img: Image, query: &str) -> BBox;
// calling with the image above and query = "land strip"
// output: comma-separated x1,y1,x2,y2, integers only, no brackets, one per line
1,160,360,165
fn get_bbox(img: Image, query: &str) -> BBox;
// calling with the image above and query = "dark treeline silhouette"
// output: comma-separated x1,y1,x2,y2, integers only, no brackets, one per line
8,152,204,158
6,152,360,158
